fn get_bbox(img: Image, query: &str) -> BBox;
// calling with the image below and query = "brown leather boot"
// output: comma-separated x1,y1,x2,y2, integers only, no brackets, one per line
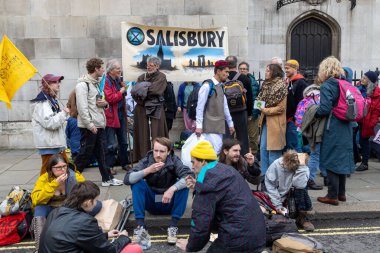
317,196,339,206
31,216,46,253
297,211,315,232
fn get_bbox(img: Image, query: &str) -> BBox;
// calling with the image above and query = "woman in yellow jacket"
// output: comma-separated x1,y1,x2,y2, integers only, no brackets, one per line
31,154,86,252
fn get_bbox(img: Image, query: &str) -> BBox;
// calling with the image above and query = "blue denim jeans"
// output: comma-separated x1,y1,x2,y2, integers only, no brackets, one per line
105,110,129,168
285,121,302,152
131,180,189,221
308,143,321,180
34,201,102,217
34,205,54,217
260,123,282,175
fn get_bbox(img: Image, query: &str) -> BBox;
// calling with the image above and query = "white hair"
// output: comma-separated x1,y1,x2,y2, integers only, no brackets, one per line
106,59,121,73
271,56,284,69
147,56,162,66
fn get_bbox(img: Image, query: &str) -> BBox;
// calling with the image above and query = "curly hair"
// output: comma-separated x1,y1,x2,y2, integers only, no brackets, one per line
282,150,300,172
86,58,104,74
317,56,345,84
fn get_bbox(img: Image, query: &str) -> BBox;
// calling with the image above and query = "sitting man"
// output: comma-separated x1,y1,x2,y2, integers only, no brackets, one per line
177,140,266,253
265,149,315,231
219,138,261,186
124,137,194,249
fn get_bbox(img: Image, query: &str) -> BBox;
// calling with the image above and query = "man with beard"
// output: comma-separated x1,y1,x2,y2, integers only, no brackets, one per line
133,56,169,161
124,137,194,249
219,139,261,186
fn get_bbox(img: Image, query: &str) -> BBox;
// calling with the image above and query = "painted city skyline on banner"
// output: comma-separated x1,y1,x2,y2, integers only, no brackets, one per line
122,23,228,82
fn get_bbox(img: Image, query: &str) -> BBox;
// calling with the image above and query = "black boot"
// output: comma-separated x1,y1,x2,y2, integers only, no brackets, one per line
307,179,323,190
356,163,368,172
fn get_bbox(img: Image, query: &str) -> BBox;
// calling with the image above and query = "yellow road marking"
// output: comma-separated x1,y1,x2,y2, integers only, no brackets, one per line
3,228,380,250
299,226,380,232
305,230,380,236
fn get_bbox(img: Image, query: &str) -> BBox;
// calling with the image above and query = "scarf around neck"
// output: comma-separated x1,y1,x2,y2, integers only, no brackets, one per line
256,77,287,108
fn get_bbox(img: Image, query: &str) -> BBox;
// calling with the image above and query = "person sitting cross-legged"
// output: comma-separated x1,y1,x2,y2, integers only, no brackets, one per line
265,150,315,231
124,137,194,249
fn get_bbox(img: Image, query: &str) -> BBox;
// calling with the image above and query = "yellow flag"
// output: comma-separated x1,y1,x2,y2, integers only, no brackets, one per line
0,35,38,108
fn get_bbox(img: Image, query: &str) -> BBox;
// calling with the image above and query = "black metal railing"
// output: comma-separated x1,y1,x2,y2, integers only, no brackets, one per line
255,67,379,86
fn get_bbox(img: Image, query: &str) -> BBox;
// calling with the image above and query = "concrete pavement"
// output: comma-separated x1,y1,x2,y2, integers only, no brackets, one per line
0,149,380,227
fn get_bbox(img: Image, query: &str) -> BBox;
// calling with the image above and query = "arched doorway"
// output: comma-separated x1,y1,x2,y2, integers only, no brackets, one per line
287,10,341,83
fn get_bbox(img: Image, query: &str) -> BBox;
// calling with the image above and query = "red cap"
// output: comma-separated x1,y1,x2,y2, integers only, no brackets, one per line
214,60,229,68
42,74,64,85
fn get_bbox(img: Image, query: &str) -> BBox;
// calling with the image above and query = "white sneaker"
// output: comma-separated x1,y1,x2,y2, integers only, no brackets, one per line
132,226,151,249
167,226,178,244
101,180,112,187
111,178,123,185
101,179,122,187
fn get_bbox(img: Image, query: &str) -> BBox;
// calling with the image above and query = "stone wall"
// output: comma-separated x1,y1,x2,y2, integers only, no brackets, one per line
0,0,249,148
1,0,379,148
248,0,380,74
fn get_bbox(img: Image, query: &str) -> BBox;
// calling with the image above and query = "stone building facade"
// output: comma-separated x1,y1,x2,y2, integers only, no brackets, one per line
0,0,378,148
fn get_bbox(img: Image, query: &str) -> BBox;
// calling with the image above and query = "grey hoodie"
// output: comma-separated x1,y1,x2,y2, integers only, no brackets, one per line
265,157,309,209
76,74,106,130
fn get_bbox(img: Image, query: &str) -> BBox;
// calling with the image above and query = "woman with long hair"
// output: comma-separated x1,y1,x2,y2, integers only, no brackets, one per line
257,64,288,178
39,181,142,253
316,56,355,206
31,154,86,252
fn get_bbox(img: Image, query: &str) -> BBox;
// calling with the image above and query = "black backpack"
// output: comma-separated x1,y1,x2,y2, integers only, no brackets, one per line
265,214,299,246
223,73,247,112
186,80,215,120
164,81,177,119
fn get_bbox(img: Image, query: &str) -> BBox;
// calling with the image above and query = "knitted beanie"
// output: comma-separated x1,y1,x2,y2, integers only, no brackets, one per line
364,71,379,84
191,140,217,160
285,59,300,69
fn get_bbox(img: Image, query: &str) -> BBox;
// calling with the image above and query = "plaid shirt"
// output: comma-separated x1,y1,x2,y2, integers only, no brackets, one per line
186,162,266,253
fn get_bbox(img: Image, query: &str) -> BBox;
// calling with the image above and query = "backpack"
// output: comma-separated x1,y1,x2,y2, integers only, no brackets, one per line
273,233,324,253
265,214,299,246
332,79,366,121
0,186,32,216
164,82,177,119
0,211,32,246
223,73,247,112
186,80,215,120
67,82,90,118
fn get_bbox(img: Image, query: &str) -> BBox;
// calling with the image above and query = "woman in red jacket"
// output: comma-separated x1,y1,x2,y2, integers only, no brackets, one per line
357,71,380,171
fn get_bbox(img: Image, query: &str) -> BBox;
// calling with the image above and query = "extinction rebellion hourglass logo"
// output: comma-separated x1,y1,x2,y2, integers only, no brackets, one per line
127,27,145,46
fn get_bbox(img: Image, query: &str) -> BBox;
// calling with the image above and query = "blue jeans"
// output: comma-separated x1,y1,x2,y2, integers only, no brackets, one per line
131,180,189,220
34,201,102,217
105,110,129,168
285,121,302,152
260,123,282,175
34,205,54,217
308,143,321,180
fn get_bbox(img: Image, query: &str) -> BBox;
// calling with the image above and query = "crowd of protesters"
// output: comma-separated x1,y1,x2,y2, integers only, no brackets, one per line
28,54,379,253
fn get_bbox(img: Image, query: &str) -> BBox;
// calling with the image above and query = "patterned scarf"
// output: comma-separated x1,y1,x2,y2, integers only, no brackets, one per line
256,77,288,108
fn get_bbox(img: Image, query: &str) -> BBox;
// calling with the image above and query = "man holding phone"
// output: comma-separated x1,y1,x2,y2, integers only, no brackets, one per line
74,57,123,187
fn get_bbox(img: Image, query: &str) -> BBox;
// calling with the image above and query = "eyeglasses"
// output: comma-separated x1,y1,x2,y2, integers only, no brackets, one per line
239,68,248,71
52,165,67,171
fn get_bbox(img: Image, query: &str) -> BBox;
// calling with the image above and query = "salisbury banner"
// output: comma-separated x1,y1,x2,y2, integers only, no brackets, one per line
122,23,229,82
0,35,37,108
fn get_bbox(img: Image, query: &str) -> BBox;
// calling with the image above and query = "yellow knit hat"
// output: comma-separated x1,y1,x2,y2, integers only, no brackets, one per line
285,59,299,69
190,140,217,160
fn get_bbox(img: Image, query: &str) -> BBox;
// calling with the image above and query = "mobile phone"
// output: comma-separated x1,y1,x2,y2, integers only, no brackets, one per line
96,95,102,100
